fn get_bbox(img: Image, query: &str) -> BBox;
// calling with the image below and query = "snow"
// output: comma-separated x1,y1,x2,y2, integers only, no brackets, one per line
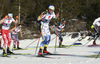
0,33,100,64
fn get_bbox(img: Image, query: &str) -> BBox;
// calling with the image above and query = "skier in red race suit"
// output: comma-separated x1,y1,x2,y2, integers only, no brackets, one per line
0,13,18,56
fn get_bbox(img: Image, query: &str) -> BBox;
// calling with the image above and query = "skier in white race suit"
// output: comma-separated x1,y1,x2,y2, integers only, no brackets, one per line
37,4,59,56
91,17,100,46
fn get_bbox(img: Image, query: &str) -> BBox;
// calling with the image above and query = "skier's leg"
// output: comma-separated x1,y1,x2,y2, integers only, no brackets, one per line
6,30,13,54
38,33,47,56
43,35,51,54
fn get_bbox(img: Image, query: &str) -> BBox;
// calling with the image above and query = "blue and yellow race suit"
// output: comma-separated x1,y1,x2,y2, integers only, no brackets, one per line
37,11,56,49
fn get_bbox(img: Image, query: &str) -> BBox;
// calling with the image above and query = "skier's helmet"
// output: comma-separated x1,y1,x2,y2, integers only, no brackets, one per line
8,13,13,18
62,20,66,23
48,4,55,10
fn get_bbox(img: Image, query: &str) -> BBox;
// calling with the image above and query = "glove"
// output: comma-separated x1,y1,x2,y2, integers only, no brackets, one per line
41,11,47,15
41,9,48,15
4,15,8,19
61,29,64,32
91,25,94,29
15,16,19,19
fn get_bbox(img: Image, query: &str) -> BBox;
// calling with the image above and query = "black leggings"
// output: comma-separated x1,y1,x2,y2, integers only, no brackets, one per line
59,36,63,43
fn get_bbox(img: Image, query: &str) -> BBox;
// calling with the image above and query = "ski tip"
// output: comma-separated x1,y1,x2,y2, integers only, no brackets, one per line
88,44,100,47
37,55,45,57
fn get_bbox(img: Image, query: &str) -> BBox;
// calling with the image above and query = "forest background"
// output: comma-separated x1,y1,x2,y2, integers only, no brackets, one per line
0,0,100,39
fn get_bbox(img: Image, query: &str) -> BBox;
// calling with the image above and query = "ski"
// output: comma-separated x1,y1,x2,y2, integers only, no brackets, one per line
50,45,69,48
44,53,72,56
49,45,81,48
5,56,17,58
7,53,33,55
12,48,35,50
36,55,60,59
14,48,25,50
0,54,17,58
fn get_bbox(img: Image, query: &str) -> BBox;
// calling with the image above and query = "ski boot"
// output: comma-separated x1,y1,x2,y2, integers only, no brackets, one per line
60,45,66,48
43,47,51,55
88,40,100,47
93,41,96,45
0,46,2,49
59,42,62,47
38,49,44,57
14,45,17,50
3,49,7,57
17,46,23,49
7,47,14,54
59,42,65,48
14,45,16,48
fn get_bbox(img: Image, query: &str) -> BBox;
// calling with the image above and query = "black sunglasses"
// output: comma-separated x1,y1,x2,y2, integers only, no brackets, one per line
49,9,54,12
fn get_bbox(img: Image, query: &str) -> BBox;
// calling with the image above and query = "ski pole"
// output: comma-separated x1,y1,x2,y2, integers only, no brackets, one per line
25,39,38,49
35,31,41,55
67,28,92,49
96,52,100,59
54,28,58,53
83,39,93,46
12,34,15,51
51,36,56,41
25,36,56,49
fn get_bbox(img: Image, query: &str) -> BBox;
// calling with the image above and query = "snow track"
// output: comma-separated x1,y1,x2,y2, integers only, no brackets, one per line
0,33,100,64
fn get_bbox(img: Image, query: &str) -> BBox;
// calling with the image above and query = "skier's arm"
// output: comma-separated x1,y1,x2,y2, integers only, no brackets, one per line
37,14,44,21
55,12,59,19
15,16,18,27
91,18,100,29
10,27,16,33
91,20,96,29
37,12,46,21
0,19,5,24
20,29,22,34
50,22,58,29
93,18,100,25
20,29,24,34
50,25,55,29
93,19,97,26
0,15,8,24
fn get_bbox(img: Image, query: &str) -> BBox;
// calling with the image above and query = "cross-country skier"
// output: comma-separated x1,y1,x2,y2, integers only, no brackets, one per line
90,17,100,46
11,24,23,49
0,13,18,56
55,20,66,47
37,4,59,56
